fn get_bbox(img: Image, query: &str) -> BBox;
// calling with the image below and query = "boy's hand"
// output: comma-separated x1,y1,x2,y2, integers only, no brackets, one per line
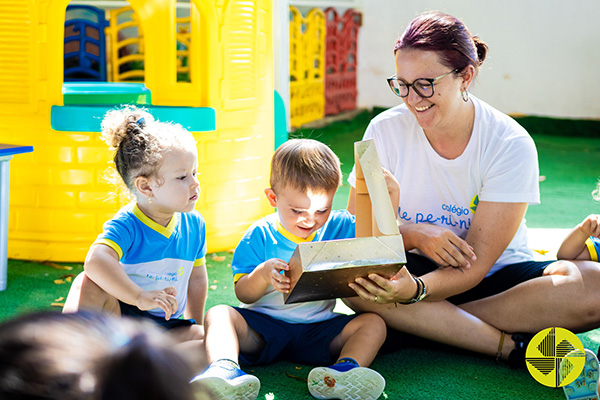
262,258,291,293
134,286,178,320
579,214,600,238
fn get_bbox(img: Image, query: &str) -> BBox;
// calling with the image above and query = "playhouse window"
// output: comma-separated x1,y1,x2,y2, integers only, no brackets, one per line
176,1,192,83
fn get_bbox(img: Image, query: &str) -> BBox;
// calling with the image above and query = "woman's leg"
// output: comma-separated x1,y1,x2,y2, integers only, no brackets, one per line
459,260,600,332
344,297,515,359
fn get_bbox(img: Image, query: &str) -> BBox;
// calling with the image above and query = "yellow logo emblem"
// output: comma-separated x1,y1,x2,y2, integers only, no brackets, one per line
526,327,585,387
178,267,185,276
469,195,479,214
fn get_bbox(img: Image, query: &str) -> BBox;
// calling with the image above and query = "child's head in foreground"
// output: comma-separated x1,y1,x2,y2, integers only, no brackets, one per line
265,138,341,239
0,311,203,400
101,106,200,217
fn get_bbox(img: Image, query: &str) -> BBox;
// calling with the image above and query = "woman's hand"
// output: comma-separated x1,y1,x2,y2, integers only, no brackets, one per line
404,223,476,269
262,258,291,293
348,266,418,304
135,286,178,320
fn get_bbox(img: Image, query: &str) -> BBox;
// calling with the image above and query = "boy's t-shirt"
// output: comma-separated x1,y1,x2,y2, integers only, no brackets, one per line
232,210,355,324
95,204,207,319
585,236,600,261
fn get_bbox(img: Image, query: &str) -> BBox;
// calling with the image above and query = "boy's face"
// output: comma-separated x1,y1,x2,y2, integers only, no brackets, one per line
265,186,336,240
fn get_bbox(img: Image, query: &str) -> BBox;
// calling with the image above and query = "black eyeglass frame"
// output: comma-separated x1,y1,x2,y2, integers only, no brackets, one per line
386,69,459,98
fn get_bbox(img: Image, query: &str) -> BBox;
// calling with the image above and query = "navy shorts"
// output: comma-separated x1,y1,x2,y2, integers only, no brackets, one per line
404,253,555,304
233,307,355,366
119,301,196,330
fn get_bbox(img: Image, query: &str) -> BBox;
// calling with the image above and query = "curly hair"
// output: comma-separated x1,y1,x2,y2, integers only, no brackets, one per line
100,106,197,192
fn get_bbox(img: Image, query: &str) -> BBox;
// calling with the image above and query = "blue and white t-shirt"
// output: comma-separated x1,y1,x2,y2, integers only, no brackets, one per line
95,204,207,319
232,210,355,323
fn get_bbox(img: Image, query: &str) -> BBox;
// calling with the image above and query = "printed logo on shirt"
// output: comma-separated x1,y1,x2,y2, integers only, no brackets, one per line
470,195,479,214
526,327,585,387
178,266,185,276
398,205,471,230
145,272,179,283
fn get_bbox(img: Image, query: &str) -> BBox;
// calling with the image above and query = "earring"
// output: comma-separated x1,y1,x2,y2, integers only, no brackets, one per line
148,196,152,204
461,89,469,102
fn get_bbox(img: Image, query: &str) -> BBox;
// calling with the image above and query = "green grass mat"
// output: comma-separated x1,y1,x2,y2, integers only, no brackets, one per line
2,253,598,399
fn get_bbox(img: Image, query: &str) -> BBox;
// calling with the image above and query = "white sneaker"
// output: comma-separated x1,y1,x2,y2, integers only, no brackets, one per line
307,364,385,400
562,348,599,400
190,362,260,400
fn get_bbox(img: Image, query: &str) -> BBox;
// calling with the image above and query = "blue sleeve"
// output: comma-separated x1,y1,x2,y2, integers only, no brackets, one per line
586,237,600,262
95,212,135,259
320,210,356,240
231,225,267,281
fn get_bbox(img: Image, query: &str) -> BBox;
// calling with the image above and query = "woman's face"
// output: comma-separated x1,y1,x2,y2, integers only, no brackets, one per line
394,49,468,133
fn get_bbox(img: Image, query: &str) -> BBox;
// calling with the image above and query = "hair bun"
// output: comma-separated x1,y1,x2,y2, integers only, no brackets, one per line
100,107,153,150
472,36,488,66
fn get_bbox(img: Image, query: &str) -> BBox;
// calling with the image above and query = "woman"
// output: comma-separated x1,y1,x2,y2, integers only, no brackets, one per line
346,11,600,363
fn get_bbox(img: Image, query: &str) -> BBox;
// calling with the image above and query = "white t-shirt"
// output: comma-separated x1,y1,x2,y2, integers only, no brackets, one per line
348,96,540,276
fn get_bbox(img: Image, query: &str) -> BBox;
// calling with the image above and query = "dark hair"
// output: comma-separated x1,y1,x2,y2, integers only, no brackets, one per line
394,11,488,72
270,139,341,193
101,106,196,192
0,311,202,400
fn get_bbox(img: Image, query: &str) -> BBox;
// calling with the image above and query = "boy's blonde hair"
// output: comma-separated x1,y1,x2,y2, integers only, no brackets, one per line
270,139,341,193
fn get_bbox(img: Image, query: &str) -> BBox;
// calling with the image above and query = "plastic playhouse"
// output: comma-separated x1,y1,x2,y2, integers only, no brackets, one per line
0,0,275,261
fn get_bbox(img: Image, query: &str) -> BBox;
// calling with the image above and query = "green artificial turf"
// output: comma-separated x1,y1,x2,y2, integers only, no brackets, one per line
1,112,599,399
1,253,590,399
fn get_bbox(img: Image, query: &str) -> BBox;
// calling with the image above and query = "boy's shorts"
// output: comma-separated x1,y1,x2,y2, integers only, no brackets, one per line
233,307,355,366
119,301,196,330
404,253,555,304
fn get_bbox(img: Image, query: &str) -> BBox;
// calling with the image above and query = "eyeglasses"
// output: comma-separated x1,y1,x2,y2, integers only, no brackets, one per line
386,69,459,98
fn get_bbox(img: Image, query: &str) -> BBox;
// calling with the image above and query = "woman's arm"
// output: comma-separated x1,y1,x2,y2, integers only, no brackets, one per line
421,201,528,300
185,264,208,322
84,244,178,318
350,201,528,303
557,215,600,260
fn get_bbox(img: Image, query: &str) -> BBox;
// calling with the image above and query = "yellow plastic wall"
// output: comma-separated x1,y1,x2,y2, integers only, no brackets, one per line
289,7,325,128
0,0,273,262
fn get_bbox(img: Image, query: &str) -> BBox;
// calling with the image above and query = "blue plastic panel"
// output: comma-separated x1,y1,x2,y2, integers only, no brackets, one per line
51,105,216,132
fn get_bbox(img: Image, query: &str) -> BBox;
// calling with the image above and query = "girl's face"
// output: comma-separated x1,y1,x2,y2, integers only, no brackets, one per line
394,49,468,134
144,147,200,224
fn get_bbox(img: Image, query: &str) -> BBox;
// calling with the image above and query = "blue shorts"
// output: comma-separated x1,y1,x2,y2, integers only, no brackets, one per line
404,253,555,304
233,307,355,366
119,301,196,330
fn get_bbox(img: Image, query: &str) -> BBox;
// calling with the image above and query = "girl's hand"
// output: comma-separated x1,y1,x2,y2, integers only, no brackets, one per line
348,266,417,304
579,215,600,238
412,224,476,269
262,258,291,293
135,286,178,320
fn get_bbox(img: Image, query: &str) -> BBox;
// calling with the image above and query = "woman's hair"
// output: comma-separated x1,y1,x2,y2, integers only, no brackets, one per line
394,11,488,72
0,311,206,400
101,106,197,192
270,139,341,194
